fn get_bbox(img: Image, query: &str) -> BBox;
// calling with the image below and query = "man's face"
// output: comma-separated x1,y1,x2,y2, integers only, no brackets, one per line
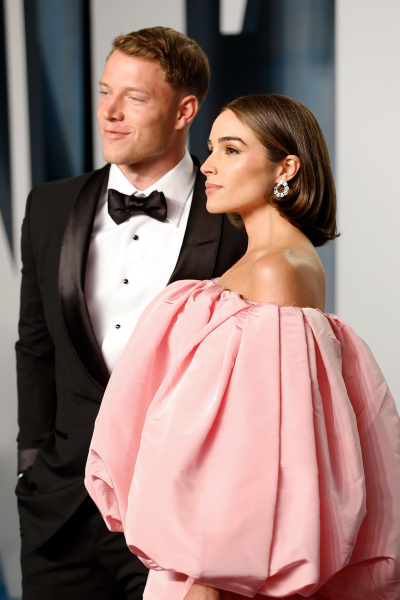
97,51,180,166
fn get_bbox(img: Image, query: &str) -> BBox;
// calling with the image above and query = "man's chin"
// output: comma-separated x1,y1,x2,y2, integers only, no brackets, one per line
102,151,135,166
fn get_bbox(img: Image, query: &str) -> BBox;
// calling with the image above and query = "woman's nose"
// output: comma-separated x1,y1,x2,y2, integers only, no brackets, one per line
200,154,217,175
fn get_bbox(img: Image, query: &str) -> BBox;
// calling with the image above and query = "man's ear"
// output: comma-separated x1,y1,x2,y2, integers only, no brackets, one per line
175,95,198,130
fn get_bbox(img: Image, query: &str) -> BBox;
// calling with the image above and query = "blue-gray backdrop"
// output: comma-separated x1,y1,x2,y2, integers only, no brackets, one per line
0,2,335,596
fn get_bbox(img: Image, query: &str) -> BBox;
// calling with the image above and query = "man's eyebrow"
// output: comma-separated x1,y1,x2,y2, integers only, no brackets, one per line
98,81,149,94
207,136,248,146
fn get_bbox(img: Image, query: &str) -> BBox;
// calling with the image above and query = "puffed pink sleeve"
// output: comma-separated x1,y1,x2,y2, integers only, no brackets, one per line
85,281,400,600
84,279,201,532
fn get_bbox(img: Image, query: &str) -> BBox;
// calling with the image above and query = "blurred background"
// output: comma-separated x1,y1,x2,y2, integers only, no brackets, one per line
0,0,399,597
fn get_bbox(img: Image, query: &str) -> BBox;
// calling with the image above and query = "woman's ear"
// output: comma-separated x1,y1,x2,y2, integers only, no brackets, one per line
277,155,301,182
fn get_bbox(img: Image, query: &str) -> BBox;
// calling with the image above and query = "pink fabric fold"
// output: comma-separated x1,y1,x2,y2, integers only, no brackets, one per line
85,280,400,600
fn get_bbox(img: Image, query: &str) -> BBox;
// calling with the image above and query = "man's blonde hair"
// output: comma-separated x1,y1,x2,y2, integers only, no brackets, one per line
110,26,210,105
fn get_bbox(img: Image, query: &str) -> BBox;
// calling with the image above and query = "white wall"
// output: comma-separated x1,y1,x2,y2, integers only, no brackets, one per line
336,0,400,406
1,1,31,596
90,0,186,169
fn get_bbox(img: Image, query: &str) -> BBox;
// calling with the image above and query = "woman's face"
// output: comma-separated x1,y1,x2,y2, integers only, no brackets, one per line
201,109,278,216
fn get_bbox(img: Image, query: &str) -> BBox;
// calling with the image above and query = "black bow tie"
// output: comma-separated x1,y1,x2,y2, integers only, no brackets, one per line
108,189,168,225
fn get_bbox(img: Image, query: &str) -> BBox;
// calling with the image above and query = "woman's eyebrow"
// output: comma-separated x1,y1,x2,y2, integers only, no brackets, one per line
207,136,248,147
218,136,248,146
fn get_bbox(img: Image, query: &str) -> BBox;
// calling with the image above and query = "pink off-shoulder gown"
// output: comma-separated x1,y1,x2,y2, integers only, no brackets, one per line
85,280,400,600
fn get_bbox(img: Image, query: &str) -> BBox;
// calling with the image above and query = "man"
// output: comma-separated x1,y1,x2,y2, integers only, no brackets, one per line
16,26,247,600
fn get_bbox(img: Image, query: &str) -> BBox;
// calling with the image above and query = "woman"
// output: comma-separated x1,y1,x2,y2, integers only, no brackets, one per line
85,95,400,600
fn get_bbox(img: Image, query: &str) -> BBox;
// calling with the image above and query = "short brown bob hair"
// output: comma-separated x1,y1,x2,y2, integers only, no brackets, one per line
222,94,338,247
110,27,210,105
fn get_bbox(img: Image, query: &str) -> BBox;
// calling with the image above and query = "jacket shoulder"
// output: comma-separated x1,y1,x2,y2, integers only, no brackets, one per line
26,165,109,243
29,167,106,203
27,165,110,227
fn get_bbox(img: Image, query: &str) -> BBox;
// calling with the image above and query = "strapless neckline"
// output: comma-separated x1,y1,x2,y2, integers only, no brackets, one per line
207,279,324,313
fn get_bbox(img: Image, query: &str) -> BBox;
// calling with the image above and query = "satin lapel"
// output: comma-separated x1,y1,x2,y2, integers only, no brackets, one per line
58,165,111,391
168,155,223,284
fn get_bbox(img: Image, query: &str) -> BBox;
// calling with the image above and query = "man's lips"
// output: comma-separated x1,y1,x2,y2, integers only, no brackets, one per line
103,130,130,139
205,183,223,195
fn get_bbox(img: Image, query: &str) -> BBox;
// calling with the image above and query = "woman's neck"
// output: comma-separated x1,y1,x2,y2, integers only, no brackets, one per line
240,202,304,253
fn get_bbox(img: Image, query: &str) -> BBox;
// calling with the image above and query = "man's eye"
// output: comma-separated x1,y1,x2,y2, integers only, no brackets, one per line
99,91,109,96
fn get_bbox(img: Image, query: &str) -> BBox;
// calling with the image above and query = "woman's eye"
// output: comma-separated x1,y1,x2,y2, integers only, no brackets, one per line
226,146,239,155
207,148,213,156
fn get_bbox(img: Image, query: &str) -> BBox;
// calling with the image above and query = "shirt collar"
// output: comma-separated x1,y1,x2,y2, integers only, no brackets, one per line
107,149,196,227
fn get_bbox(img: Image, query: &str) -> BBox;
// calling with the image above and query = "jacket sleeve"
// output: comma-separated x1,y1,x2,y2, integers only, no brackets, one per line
15,190,57,472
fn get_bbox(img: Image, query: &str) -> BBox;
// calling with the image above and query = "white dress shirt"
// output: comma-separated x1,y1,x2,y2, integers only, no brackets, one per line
85,150,196,372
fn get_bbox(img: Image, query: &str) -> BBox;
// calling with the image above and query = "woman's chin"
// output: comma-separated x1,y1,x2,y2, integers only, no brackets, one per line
206,198,237,215
206,199,221,214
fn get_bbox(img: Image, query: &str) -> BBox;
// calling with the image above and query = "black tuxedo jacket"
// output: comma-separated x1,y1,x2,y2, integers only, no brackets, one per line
15,156,247,549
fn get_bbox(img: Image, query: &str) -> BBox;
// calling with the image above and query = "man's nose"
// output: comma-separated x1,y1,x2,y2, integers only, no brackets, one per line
102,97,124,121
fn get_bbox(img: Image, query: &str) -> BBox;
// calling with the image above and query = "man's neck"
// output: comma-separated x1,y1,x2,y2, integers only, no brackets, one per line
117,147,187,191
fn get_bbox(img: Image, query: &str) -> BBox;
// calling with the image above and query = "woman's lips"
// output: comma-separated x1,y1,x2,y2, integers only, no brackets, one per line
205,183,223,195
103,130,130,139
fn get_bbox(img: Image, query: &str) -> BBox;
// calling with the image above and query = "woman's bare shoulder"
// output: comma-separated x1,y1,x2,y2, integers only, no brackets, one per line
249,247,326,309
